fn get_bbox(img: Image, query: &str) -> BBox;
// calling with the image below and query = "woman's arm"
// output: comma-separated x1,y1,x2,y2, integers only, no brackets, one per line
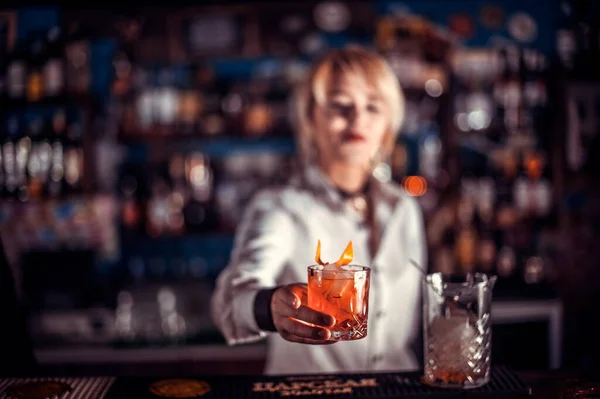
211,190,336,346
210,190,296,345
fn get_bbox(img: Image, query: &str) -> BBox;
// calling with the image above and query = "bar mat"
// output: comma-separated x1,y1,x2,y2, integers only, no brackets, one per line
0,377,115,399
105,366,531,399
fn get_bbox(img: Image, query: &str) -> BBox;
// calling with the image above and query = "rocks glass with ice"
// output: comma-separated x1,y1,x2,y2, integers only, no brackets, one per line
307,264,370,341
423,272,497,389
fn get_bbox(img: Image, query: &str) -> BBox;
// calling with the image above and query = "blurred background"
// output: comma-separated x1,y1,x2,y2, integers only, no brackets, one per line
0,0,599,377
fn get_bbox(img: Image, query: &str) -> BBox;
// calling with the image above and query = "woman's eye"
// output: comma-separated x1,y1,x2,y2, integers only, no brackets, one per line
329,102,352,113
367,104,380,113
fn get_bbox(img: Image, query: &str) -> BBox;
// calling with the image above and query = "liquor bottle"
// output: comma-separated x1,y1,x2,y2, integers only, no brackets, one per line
456,195,475,226
112,18,141,101
37,117,54,198
64,117,84,194
244,97,273,138
478,232,497,273
177,88,202,135
477,176,496,226
168,154,188,235
26,32,46,102
64,24,91,95
201,78,226,137
111,40,134,98
496,246,517,278
1,116,21,198
244,80,274,137
455,225,478,273
555,0,580,70
47,109,67,198
221,81,247,134
155,68,179,128
134,66,154,131
184,153,217,233
120,168,142,234
532,178,552,217
391,141,408,182
419,134,442,181
145,174,169,237
524,256,544,284
43,26,65,98
26,118,45,200
6,42,27,99
496,149,518,202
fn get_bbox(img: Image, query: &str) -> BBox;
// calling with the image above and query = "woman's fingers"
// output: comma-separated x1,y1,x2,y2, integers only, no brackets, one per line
277,315,331,340
280,330,338,345
272,287,335,327
271,284,337,345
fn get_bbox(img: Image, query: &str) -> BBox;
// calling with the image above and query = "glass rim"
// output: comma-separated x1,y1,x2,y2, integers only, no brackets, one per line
425,272,497,290
307,264,370,272
425,271,497,282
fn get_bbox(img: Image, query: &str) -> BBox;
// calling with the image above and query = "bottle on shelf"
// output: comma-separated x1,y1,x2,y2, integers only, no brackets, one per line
26,31,47,103
1,116,22,198
47,109,67,198
184,153,217,234
6,41,28,100
200,78,226,137
119,163,145,235
155,68,179,130
167,154,189,235
24,118,45,200
63,116,84,194
133,66,154,132
112,18,140,100
37,117,54,198
44,25,66,98
145,174,171,238
177,86,203,136
64,23,91,95
111,42,134,99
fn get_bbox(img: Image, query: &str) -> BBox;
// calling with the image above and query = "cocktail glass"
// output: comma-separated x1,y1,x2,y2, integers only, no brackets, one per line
307,264,370,341
423,272,497,389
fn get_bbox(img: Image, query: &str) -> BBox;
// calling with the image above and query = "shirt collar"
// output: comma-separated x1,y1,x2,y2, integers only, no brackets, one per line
300,164,405,215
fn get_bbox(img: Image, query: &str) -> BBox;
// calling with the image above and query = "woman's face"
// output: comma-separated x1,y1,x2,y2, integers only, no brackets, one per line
312,73,391,168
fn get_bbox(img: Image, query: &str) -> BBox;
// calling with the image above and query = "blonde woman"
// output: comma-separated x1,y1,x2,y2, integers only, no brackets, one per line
211,45,427,375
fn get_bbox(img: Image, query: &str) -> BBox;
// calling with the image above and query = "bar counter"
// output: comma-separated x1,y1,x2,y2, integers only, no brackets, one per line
0,367,596,399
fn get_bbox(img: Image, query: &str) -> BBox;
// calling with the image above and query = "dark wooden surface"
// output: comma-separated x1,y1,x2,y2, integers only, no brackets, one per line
35,364,600,398
519,370,600,399
5,364,600,398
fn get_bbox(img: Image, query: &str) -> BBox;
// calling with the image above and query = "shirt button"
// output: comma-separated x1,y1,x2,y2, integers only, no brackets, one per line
375,311,385,319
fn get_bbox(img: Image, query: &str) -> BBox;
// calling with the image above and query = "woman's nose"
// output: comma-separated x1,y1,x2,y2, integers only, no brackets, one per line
347,107,368,128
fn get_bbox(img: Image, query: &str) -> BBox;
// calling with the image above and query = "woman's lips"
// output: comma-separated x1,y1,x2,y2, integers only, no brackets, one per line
343,132,366,142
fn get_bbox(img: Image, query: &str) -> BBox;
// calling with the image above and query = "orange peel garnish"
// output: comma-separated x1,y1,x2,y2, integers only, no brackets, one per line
314,240,354,267
335,241,353,266
315,240,323,265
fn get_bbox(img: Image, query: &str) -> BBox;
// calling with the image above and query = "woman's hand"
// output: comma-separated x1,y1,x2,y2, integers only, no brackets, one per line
271,283,336,344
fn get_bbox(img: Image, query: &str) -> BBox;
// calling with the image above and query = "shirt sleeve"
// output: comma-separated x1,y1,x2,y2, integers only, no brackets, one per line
210,190,295,346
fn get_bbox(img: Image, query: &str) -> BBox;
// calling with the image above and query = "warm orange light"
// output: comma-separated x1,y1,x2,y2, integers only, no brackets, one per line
403,176,428,196
525,151,545,180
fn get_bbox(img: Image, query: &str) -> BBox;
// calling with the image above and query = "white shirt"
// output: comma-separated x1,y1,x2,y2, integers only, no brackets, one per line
210,165,427,375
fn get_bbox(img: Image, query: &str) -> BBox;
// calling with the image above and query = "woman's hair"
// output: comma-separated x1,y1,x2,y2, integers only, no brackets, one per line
292,45,405,166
